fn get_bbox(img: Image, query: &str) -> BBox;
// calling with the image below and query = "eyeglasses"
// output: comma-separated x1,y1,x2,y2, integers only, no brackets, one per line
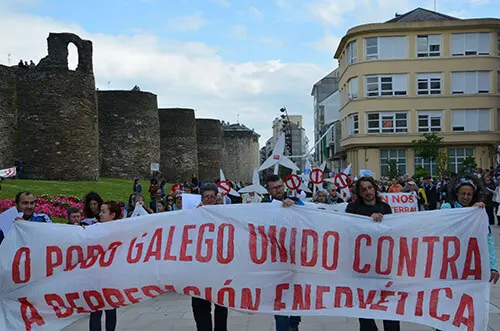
167,199,174,202
203,195,217,201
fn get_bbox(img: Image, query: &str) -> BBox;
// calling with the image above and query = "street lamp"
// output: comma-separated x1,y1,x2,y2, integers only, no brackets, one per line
280,107,292,155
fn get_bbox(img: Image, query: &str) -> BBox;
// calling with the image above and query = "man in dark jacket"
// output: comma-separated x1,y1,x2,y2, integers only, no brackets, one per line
421,175,437,210
262,174,302,331
346,176,399,331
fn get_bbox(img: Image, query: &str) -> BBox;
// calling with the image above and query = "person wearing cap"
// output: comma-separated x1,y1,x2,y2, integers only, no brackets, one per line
421,175,438,210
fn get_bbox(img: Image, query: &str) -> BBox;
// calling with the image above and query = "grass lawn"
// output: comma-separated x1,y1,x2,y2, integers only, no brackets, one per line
0,178,135,201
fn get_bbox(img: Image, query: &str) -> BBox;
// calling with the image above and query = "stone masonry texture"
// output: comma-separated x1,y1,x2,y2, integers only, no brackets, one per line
223,130,260,183
98,90,160,179
1,32,262,182
16,33,99,180
159,108,198,183
196,119,224,182
0,65,18,169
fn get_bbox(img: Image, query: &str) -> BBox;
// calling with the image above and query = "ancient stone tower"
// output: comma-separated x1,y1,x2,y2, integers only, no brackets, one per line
158,108,198,183
222,123,260,183
0,65,18,169
16,33,100,180
196,119,224,181
98,91,160,179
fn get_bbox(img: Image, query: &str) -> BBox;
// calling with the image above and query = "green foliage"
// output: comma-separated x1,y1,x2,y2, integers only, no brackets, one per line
413,166,429,184
437,148,449,176
278,165,293,179
412,132,443,160
0,178,163,201
387,159,401,179
461,156,477,175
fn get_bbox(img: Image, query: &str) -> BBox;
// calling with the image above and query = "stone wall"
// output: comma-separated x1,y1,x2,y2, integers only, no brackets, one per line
159,108,198,183
223,130,260,183
0,65,17,169
196,119,224,182
16,33,100,180
98,91,160,179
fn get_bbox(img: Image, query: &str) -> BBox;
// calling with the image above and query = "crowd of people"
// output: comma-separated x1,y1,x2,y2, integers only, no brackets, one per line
1,167,500,331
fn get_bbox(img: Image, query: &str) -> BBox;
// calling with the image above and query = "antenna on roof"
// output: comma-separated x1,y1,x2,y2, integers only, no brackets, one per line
434,0,437,11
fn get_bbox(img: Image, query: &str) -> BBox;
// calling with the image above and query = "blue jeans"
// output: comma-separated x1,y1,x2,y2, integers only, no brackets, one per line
274,315,301,331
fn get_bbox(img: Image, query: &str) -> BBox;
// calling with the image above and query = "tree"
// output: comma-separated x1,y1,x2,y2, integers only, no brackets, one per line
412,132,443,160
413,166,429,185
461,156,477,175
387,159,401,179
437,148,449,177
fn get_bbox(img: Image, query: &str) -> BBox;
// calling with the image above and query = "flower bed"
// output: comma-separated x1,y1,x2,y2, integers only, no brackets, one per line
0,195,84,218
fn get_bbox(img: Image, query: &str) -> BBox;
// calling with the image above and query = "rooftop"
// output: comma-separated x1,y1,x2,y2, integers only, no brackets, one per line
386,7,460,23
222,122,260,136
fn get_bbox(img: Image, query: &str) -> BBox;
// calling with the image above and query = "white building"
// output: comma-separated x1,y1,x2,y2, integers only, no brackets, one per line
311,69,343,171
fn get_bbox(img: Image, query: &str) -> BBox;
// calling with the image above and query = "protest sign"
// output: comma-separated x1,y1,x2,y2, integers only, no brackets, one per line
0,205,489,331
181,193,202,210
382,193,419,213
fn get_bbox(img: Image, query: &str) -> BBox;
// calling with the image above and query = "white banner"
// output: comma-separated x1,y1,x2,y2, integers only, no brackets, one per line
0,205,490,331
382,193,419,213
0,167,16,178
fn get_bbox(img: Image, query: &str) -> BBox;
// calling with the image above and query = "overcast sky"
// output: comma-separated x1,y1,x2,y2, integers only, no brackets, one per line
0,0,497,147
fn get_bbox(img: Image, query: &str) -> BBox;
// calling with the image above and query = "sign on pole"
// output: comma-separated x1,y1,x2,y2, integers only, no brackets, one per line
284,174,301,191
334,173,350,189
309,169,325,185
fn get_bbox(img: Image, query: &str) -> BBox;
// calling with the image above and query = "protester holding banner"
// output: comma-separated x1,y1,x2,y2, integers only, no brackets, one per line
15,191,52,223
345,177,400,331
89,200,122,331
441,176,500,283
191,183,228,331
262,174,302,331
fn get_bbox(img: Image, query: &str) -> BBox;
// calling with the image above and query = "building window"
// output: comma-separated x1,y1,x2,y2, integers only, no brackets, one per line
381,149,406,177
451,32,490,56
451,71,490,94
497,71,500,93
365,36,407,60
497,109,500,131
417,73,441,95
348,77,358,99
367,112,408,134
417,110,442,132
417,35,441,57
349,114,359,135
448,148,474,173
452,109,491,132
414,157,438,177
365,74,407,97
347,41,357,64
497,33,500,55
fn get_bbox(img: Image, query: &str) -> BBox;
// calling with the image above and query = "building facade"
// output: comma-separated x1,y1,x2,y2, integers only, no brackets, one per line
311,70,340,168
265,115,308,170
334,7,500,178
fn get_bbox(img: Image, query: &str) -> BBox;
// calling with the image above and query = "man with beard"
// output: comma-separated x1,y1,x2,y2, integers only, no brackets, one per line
14,191,52,223
0,191,52,245
345,177,399,331
262,174,302,331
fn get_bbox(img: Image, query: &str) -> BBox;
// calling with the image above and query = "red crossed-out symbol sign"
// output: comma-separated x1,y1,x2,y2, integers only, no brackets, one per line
309,169,325,185
284,174,301,191
334,172,351,189
217,180,231,195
